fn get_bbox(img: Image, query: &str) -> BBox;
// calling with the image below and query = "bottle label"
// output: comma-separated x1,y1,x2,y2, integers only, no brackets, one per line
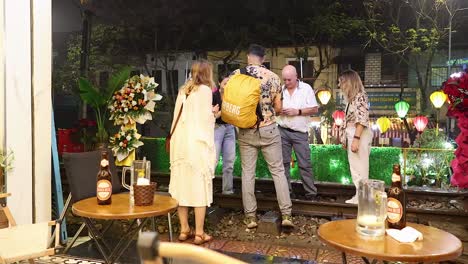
387,197,403,223
101,159,109,167
97,180,112,200
392,173,401,182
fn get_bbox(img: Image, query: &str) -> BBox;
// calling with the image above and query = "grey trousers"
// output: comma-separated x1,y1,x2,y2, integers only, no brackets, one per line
279,127,317,197
238,123,293,217
214,124,236,194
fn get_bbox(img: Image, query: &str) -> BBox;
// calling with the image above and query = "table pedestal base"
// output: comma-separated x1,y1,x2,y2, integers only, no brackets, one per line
84,217,149,264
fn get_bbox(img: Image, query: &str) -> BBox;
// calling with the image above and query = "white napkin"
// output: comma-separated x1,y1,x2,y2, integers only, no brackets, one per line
136,178,150,186
386,226,423,243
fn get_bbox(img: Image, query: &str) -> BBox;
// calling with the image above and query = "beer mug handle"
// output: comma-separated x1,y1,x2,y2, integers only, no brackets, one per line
121,167,131,191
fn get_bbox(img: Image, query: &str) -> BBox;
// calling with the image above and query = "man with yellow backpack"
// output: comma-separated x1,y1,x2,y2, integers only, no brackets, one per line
221,44,293,229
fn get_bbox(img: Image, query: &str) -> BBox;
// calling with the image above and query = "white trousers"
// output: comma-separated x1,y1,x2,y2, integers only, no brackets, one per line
346,126,372,192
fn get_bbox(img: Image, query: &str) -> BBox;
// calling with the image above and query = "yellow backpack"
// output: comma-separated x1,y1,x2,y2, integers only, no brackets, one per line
221,68,263,128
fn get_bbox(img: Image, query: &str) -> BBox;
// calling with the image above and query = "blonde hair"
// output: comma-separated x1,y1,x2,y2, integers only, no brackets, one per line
182,60,215,95
339,70,365,101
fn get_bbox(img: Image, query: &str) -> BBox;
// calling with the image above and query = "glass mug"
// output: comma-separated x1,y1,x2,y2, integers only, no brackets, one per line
121,160,151,205
356,179,387,237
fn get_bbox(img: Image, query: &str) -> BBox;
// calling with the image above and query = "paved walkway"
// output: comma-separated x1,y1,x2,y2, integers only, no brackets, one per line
38,235,368,264
177,237,366,264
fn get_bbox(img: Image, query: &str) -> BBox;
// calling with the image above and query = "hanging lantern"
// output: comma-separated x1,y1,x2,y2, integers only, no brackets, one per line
430,91,447,109
395,100,410,118
376,117,391,134
317,90,332,105
414,116,428,133
332,110,345,126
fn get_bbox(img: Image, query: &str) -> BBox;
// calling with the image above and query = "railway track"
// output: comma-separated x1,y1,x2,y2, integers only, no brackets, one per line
152,172,468,224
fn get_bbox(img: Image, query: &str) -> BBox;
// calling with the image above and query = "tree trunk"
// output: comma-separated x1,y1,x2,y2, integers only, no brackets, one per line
80,9,92,119
414,61,428,113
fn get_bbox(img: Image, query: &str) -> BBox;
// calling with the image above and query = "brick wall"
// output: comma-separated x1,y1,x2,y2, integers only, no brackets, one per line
365,53,381,85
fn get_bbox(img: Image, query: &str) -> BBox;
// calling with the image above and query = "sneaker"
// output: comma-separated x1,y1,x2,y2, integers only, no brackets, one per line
243,216,258,229
222,190,234,195
281,215,294,227
345,195,358,204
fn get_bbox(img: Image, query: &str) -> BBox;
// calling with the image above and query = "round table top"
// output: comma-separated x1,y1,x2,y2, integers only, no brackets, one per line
318,219,463,262
72,193,178,220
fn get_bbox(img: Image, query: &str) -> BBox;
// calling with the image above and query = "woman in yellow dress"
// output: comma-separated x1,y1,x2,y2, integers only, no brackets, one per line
169,60,217,245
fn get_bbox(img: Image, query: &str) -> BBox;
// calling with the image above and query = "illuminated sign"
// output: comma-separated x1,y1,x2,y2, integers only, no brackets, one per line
368,92,417,110
447,58,468,66
336,91,417,111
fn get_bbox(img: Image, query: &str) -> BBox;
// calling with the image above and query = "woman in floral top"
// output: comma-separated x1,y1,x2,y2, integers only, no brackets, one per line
338,70,372,204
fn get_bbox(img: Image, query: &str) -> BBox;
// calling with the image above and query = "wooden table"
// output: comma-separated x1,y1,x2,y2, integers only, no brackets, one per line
318,219,463,264
72,193,178,264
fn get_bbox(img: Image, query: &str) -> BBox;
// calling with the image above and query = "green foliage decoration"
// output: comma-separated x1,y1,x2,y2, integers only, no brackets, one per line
78,67,131,143
140,138,402,185
404,129,455,187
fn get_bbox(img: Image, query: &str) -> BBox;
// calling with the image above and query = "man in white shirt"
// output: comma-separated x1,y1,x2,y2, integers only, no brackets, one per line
277,65,318,199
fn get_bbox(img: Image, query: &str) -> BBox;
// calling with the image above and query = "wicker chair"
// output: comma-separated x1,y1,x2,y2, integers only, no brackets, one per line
0,193,60,264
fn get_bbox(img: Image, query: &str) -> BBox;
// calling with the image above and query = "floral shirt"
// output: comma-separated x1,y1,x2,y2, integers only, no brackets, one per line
231,64,281,127
340,91,370,144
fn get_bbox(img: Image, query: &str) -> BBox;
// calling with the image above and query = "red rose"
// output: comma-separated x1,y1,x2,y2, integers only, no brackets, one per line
459,74,468,89
444,84,461,97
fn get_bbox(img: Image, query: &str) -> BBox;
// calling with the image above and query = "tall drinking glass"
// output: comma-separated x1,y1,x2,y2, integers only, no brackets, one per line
121,160,151,205
356,179,387,237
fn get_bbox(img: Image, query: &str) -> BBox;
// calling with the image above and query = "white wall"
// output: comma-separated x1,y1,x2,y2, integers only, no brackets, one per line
4,0,33,224
146,52,195,93
32,0,52,223
0,0,4,147
2,0,52,224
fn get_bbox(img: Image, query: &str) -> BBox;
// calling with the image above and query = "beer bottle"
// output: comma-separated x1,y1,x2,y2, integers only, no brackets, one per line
387,164,406,229
96,151,112,205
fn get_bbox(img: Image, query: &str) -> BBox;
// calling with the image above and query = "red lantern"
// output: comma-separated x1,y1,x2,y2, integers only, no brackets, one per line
414,116,428,133
332,110,346,126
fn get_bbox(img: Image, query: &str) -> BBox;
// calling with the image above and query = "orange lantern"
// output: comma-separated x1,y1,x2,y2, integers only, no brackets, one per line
317,90,332,105
332,110,345,126
376,117,391,134
414,116,428,133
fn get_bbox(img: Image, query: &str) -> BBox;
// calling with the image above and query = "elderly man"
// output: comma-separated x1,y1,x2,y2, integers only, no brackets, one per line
277,65,318,200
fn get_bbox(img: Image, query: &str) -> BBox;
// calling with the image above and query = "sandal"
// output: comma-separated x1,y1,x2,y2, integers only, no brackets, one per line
178,228,194,241
193,233,213,245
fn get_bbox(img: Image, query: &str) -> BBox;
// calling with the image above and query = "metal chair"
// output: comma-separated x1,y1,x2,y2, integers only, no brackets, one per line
61,150,122,252
61,150,173,253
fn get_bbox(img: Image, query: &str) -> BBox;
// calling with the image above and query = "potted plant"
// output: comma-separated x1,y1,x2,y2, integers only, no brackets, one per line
0,148,14,229
78,67,131,147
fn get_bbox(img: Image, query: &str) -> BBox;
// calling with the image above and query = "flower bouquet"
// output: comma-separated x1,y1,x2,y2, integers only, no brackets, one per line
109,127,144,162
443,71,468,114
109,74,162,125
442,70,468,188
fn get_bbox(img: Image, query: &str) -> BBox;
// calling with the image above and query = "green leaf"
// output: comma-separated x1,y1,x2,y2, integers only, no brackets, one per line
78,78,104,108
106,66,132,100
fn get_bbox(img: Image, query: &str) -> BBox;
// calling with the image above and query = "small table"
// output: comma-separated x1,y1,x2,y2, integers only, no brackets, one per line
72,193,178,264
318,219,463,264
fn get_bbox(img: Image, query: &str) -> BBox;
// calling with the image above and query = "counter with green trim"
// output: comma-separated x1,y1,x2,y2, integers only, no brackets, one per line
140,137,401,185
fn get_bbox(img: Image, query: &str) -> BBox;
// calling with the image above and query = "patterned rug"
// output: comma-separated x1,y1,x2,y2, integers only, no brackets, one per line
20,255,104,264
